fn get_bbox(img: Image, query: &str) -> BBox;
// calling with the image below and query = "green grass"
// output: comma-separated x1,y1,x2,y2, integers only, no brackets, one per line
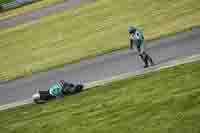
0,0,14,4
0,0,200,80
0,0,64,20
1,61,200,133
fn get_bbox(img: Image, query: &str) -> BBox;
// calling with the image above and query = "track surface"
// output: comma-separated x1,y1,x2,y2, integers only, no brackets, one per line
0,28,200,106
0,0,94,30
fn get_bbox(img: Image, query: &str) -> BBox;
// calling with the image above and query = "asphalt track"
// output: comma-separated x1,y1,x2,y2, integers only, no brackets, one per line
0,0,94,30
0,28,200,106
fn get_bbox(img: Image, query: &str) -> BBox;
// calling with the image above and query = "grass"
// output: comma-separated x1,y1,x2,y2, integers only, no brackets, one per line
0,0,200,80
0,0,14,4
0,61,200,133
0,0,64,20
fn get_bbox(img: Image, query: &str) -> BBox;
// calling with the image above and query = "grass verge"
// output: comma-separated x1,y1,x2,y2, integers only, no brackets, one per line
0,0,14,4
0,0,200,80
0,0,64,20
0,61,200,133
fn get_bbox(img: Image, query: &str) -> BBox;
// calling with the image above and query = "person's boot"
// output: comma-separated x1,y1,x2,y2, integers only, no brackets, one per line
150,59,155,66
144,64,149,68
147,55,155,66
139,54,147,68
144,52,154,66
143,60,149,68
140,53,149,68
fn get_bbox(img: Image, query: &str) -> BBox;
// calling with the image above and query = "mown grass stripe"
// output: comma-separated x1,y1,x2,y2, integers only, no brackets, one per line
0,60,200,133
0,0,199,80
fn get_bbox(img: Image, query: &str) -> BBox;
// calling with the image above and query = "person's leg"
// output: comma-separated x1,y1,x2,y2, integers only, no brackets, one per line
143,52,154,66
60,81,74,95
62,83,75,95
74,84,84,93
146,53,154,66
139,53,148,67
140,41,154,66
130,39,134,49
137,44,149,67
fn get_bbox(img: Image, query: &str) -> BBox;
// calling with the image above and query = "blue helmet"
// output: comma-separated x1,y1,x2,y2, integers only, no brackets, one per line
128,26,136,34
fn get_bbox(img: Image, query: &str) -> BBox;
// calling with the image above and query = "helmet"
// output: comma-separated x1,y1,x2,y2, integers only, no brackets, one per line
128,26,136,34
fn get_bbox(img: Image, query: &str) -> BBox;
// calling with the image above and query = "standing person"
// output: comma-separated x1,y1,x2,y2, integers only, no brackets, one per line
128,26,154,68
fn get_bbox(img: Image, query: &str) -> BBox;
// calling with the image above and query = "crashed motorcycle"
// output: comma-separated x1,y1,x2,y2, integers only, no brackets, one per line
32,80,84,104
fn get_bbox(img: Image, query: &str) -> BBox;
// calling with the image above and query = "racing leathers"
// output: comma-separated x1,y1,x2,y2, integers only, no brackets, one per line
129,28,154,68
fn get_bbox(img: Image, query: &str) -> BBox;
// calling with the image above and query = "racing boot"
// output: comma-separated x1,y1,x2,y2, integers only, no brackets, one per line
146,54,155,66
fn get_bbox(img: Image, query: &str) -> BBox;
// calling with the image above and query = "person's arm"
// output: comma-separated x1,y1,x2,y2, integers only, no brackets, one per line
129,34,135,50
130,39,134,49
